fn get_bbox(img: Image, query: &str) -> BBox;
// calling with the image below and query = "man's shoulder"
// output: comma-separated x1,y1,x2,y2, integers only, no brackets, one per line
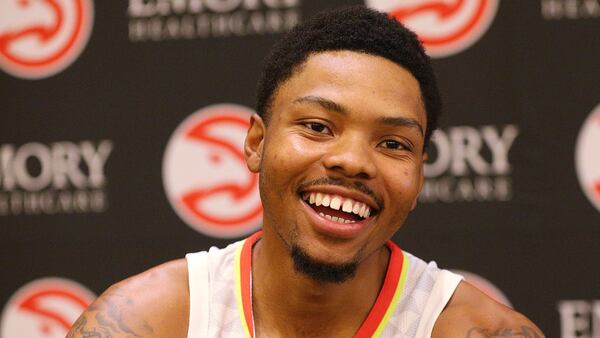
433,281,545,337
67,258,190,338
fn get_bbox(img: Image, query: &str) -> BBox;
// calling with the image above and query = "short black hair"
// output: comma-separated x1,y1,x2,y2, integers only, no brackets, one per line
255,5,442,148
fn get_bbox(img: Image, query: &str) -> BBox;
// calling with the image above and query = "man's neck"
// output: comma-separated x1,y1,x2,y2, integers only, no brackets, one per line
251,230,391,338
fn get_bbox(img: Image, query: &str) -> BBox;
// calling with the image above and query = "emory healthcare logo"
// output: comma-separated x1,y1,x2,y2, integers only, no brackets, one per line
366,0,499,57
0,0,94,79
557,300,600,337
575,104,600,213
127,0,301,42
0,140,113,216
1,278,95,338
163,104,263,238
420,124,519,203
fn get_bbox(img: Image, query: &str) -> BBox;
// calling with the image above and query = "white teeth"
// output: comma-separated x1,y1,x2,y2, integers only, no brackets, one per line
352,202,361,214
305,192,375,219
359,204,366,217
322,194,331,207
342,199,353,213
330,196,342,210
319,212,348,224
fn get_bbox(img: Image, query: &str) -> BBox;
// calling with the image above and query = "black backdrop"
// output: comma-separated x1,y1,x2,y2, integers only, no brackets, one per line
2,1,599,337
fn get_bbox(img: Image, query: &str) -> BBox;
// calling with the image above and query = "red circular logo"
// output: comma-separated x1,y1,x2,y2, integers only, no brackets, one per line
0,0,94,79
453,270,512,307
366,0,499,58
1,278,95,338
575,104,600,213
163,104,263,238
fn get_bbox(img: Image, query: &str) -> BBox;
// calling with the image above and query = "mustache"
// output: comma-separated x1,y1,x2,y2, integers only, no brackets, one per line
297,177,384,210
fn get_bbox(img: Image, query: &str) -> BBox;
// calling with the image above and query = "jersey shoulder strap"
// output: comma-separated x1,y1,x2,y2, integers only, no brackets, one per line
185,240,245,338
185,250,210,338
415,269,463,336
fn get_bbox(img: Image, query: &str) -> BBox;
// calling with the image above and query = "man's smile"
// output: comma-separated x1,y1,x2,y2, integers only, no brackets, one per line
302,191,375,222
298,186,380,239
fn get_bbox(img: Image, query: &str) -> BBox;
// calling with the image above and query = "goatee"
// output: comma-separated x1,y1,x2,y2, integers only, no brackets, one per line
291,245,358,283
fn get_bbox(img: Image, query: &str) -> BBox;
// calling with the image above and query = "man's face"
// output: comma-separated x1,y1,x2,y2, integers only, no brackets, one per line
246,50,427,272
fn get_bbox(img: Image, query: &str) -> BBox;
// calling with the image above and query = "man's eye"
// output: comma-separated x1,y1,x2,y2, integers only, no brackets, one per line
305,122,330,134
380,140,405,150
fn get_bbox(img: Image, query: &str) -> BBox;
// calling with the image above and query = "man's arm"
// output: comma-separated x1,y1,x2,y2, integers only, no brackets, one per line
67,259,190,338
433,281,545,338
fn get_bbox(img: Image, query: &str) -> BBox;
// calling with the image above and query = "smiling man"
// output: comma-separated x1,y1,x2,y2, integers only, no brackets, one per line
68,6,544,338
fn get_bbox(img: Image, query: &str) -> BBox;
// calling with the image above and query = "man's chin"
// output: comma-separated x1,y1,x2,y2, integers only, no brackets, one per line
290,245,358,284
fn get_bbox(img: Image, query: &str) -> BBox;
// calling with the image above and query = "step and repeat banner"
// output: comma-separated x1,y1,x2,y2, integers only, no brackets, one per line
1,0,599,336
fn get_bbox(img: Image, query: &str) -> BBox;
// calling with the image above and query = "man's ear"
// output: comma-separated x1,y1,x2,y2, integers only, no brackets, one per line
244,114,265,173
411,152,427,210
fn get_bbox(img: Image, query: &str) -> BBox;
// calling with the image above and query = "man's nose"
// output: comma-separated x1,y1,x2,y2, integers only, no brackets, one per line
321,134,376,179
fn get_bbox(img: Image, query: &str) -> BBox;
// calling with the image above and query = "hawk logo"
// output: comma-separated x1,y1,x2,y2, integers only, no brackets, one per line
163,104,263,238
0,278,95,338
575,104,600,213
365,0,499,57
0,0,94,79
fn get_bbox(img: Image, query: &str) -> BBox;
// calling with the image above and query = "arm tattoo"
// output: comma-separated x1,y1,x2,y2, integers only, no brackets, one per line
467,326,543,338
66,316,87,338
66,291,154,338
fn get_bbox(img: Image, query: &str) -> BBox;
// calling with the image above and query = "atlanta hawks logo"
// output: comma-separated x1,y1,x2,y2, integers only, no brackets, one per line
575,104,600,213
1,278,95,338
163,104,263,238
0,0,94,79
365,0,499,57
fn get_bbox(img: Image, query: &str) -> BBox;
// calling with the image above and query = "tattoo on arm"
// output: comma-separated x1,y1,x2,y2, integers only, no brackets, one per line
466,326,543,338
66,290,154,338
66,316,87,338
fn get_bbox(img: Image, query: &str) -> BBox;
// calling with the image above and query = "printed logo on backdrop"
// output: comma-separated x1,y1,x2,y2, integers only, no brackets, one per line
128,0,302,42
0,140,113,216
541,0,600,20
557,300,600,337
0,0,94,79
365,0,499,58
163,104,262,238
0,277,95,338
575,104,600,213
452,270,512,307
420,124,519,203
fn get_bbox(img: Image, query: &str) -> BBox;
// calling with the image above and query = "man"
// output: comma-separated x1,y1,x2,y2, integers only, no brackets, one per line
68,6,545,338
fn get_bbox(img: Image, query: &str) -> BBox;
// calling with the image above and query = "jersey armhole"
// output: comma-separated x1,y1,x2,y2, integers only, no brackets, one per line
415,270,463,337
186,251,210,338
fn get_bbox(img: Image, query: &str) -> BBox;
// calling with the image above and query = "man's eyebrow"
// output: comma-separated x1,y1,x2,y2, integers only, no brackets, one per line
293,95,424,135
293,95,347,115
377,116,424,136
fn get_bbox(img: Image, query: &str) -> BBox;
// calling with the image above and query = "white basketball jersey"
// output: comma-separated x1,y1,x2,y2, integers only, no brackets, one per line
186,232,462,338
